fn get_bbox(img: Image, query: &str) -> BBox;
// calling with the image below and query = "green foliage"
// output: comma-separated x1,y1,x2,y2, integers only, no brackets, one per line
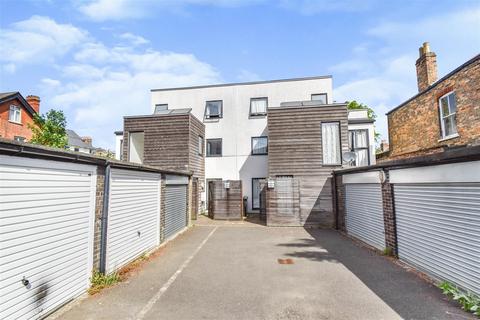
89,270,120,295
347,100,381,143
29,110,68,148
439,281,480,317
382,247,394,256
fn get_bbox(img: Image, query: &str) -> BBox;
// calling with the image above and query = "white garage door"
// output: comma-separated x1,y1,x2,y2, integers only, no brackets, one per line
0,155,96,320
345,183,385,250
395,183,480,295
106,169,161,274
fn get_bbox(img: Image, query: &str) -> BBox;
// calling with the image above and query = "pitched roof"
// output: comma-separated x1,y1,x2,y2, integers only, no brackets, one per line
67,129,92,149
0,91,37,116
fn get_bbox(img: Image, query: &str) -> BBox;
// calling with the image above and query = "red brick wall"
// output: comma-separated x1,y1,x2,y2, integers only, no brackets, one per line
386,57,480,160
0,98,36,141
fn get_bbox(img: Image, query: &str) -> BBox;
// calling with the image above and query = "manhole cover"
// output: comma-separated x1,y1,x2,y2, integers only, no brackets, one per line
277,258,294,264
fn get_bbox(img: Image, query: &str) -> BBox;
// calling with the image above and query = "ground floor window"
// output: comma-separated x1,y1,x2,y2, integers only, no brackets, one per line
252,178,265,210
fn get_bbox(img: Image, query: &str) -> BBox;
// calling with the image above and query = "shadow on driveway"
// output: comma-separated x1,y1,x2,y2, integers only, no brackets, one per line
277,229,473,320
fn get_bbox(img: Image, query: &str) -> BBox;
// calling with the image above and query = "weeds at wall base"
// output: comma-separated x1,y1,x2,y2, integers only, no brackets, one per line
439,281,480,318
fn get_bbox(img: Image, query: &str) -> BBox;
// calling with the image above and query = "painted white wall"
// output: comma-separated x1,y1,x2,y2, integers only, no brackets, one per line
151,78,333,212
129,132,144,164
114,133,123,160
390,160,480,183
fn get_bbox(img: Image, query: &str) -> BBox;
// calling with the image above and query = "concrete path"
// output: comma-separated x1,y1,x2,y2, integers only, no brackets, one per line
52,220,472,320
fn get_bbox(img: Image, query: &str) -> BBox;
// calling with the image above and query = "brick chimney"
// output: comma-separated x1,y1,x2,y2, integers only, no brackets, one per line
26,95,40,114
415,42,438,92
81,136,93,146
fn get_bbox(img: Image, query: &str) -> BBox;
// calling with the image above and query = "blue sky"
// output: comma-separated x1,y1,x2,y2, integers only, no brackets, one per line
1,0,479,150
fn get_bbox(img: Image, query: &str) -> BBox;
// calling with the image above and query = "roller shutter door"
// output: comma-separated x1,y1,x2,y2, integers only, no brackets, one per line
165,185,187,240
345,184,385,250
395,183,480,295
106,169,161,274
0,156,96,320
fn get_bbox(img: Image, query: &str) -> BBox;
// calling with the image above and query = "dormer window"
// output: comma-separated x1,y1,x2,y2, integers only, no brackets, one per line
205,100,223,119
250,97,268,116
9,105,21,123
154,104,168,113
311,93,328,104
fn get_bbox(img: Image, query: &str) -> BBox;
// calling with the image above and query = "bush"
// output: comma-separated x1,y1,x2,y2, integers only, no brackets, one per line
439,281,479,317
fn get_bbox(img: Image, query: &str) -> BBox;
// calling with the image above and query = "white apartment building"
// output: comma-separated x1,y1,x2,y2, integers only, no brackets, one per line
115,76,376,212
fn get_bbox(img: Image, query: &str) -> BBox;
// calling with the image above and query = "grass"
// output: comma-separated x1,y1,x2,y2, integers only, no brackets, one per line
89,271,121,295
439,281,479,318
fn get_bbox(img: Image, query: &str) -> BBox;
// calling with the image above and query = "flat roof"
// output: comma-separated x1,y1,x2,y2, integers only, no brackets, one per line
151,75,332,92
272,101,347,110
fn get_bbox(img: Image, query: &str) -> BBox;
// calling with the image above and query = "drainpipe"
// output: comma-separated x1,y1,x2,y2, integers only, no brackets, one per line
99,163,111,274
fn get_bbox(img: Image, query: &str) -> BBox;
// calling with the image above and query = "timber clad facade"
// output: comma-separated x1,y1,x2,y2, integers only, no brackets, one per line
267,103,349,227
208,180,243,220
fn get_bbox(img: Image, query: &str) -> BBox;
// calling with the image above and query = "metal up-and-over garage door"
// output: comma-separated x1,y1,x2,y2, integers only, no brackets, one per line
106,169,161,274
0,156,96,320
391,162,480,295
343,171,385,251
165,175,188,240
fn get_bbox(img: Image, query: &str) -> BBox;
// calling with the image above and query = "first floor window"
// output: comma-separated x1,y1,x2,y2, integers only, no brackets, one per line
439,92,458,138
14,136,25,142
9,105,21,123
252,178,265,210
198,136,204,155
250,97,267,116
154,104,168,113
251,136,268,155
322,122,341,165
205,100,222,119
311,93,328,104
348,130,369,166
206,138,222,157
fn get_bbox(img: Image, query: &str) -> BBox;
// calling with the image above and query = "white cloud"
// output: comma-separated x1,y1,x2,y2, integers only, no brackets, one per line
0,16,88,69
332,6,480,143
41,78,61,87
117,32,149,46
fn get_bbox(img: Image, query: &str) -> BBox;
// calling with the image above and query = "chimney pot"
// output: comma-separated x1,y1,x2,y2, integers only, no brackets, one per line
81,136,93,146
26,95,40,114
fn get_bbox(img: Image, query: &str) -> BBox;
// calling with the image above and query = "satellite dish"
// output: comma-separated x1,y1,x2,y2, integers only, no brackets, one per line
343,152,356,163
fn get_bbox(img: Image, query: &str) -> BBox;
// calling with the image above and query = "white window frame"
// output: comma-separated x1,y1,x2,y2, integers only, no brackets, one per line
311,93,328,104
348,129,370,166
198,136,204,156
204,100,223,119
250,97,268,116
251,136,268,155
321,121,342,165
438,91,458,139
9,105,21,123
154,104,168,113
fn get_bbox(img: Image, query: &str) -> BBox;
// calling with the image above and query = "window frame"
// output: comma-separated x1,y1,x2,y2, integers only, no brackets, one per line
154,104,168,113
198,135,204,156
249,97,268,117
251,136,268,155
321,121,342,166
14,136,26,142
206,138,222,157
348,129,370,166
251,177,266,210
9,105,21,123
204,100,223,119
311,93,328,104
438,91,458,139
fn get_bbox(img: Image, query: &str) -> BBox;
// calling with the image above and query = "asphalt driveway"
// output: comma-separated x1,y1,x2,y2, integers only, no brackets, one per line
51,219,472,320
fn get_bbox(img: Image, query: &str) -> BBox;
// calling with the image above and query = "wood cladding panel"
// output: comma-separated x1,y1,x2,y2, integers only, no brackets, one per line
208,180,243,220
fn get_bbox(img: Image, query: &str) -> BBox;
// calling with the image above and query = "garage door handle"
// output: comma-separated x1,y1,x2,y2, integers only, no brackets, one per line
22,276,30,287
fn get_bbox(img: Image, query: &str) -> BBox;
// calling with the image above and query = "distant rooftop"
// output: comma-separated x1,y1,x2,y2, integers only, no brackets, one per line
67,129,92,149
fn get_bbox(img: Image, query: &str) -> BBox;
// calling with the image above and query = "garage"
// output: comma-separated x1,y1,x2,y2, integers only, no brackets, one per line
0,155,96,320
106,168,161,273
343,171,385,251
391,162,480,295
165,175,188,240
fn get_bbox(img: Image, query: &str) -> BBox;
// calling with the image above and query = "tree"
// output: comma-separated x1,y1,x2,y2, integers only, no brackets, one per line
347,100,381,143
29,110,68,148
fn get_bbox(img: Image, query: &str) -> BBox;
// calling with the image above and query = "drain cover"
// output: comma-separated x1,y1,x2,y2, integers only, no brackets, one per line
277,258,294,264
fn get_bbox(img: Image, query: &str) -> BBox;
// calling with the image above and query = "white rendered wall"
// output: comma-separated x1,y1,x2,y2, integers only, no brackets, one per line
151,78,333,212
114,134,123,160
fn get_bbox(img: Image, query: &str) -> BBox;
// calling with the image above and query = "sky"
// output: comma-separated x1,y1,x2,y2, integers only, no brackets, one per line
0,0,479,150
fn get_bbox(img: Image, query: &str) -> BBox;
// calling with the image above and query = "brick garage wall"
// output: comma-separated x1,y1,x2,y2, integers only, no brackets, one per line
0,98,36,141
381,172,397,255
92,165,105,271
334,175,346,232
159,175,166,243
386,56,480,160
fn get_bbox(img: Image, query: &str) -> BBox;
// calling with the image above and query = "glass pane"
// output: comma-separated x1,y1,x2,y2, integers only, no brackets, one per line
445,115,457,136
354,130,368,148
206,101,221,117
448,93,457,113
311,94,327,104
207,140,222,156
252,137,268,154
440,96,450,116
252,179,262,209
322,122,340,164
348,131,353,150
355,149,369,166
251,98,267,114
154,104,168,113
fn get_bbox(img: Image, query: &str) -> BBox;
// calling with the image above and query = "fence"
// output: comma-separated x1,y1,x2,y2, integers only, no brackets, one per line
208,180,243,220
334,146,480,295
0,139,192,319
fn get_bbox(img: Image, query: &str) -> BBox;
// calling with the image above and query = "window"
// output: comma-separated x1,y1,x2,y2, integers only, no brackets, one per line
322,122,341,165
311,93,328,104
154,104,168,113
251,136,268,155
439,92,458,138
9,105,21,123
206,138,222,157
250,97,267,116
129,131,144,164
252,178,265,210
74,147,80,152
198,136,204,155
348,130,369,166
14,136,25,142
205,100,223,119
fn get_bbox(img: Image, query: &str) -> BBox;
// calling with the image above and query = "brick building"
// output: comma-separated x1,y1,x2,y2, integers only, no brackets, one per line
0,92,40,142
384,43,480,160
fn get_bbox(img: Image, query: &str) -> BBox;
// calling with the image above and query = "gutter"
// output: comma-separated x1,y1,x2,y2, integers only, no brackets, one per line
99,164,111,274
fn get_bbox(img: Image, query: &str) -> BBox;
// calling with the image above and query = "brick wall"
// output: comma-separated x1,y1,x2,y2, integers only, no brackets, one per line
92,166,106,270
386,56,480,160
381,172,397,255
0,98,36,141
335,175,346,232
